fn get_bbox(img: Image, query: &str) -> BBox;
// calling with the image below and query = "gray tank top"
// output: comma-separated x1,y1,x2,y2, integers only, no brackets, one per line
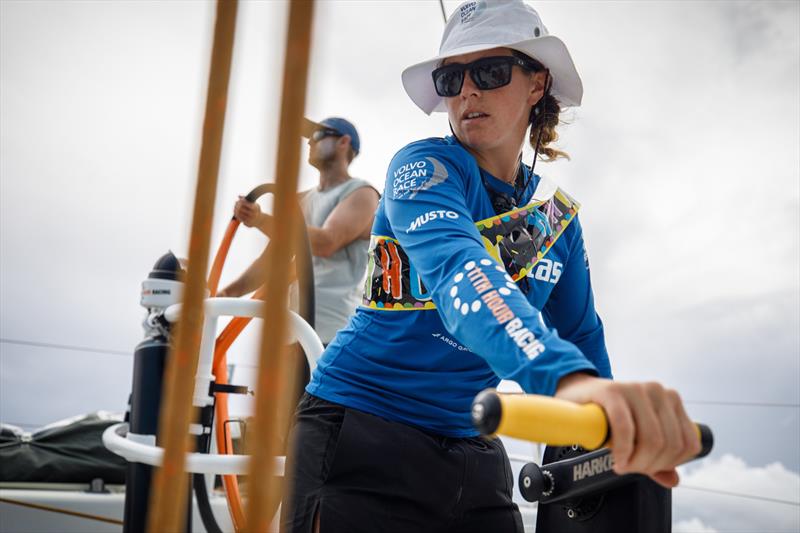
300,178,375,343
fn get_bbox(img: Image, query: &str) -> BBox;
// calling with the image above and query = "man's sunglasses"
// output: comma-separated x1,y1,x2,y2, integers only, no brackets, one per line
432,55,543,98
311,128,342,142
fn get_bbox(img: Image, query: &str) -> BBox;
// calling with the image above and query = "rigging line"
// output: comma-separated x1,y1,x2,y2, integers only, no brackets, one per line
685,400,800,408
0,338,130,357
439,0,447,23
191,374,800,411
0,497,124,525
677,485,800,507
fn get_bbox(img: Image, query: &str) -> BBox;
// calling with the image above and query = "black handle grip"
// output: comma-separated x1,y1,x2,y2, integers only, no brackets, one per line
243,183,274,203
697,423,714,459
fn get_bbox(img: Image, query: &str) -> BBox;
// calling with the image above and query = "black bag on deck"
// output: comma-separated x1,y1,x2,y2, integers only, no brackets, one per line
0,412,126,484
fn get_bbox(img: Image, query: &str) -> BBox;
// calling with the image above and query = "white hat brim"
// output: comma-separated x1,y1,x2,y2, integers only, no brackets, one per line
401,35,583,115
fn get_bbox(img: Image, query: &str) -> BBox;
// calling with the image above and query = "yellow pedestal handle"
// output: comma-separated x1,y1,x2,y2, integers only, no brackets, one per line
472,389,713,456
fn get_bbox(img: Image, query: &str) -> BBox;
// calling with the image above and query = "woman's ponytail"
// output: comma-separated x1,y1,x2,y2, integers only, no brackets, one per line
529,92,569,161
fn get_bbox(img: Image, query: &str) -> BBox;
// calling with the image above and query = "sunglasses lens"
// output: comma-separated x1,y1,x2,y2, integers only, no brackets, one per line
433,57,520,97
433,66,465,97
312,129,338,142
473,60,513,90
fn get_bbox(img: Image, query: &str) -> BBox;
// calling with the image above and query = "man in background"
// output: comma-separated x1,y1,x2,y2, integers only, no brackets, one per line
219,117,379,345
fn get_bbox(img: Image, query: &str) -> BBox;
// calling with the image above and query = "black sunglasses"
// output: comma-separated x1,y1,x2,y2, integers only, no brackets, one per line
311,128,342,142
432,55,543,98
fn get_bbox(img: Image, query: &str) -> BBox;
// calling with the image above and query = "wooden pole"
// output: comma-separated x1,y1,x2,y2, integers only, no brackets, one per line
244,1,315,531
146,1,238,531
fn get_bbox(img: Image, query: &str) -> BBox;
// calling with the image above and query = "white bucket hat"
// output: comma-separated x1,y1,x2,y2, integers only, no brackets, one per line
401,0,583,114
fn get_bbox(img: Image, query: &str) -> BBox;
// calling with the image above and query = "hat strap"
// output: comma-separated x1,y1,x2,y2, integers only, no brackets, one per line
517,70,551,204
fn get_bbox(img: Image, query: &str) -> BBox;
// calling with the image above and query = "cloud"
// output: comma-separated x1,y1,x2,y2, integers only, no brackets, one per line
674,454,800,532
674,518,719,533
541,1,800,472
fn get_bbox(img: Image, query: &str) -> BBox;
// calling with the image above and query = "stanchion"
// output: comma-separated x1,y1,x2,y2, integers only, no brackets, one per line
146,1,238,531
244,1,316,531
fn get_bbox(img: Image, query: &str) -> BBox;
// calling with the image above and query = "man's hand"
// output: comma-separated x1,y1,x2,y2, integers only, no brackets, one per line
555,373,701,489
234,197,274,236
233,197,263,227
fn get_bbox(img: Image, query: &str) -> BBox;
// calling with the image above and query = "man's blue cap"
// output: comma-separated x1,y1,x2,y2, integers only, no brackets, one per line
302,116,360,155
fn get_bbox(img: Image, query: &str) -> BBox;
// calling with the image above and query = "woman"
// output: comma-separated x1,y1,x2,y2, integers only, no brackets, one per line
282,2,700,532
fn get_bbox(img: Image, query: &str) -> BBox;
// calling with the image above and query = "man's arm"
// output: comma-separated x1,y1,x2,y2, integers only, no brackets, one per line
233,188,378,258
306,186,379,258
217,246,269,297
217,246,298,298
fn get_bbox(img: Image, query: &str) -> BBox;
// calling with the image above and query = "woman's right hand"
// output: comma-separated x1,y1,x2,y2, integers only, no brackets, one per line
554,373,701,488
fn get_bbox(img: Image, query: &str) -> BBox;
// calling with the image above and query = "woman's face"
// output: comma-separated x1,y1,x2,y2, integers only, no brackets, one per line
443,47,546,155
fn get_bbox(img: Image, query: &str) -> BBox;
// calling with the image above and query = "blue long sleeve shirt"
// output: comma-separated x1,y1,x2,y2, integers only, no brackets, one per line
306,136,611,437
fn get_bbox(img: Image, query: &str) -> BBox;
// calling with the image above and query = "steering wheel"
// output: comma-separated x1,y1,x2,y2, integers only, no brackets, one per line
202,183,315,532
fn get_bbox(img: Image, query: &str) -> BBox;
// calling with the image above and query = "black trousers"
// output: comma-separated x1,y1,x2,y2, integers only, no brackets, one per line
280,393,524,533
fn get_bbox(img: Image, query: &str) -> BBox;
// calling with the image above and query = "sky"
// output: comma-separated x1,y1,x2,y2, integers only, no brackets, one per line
1,1,798,531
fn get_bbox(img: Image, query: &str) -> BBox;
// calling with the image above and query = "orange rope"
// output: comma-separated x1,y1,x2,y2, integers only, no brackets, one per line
0,497,124,526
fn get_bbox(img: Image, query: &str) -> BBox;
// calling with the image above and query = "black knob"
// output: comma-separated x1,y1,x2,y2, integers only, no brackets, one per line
519,462,547,502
